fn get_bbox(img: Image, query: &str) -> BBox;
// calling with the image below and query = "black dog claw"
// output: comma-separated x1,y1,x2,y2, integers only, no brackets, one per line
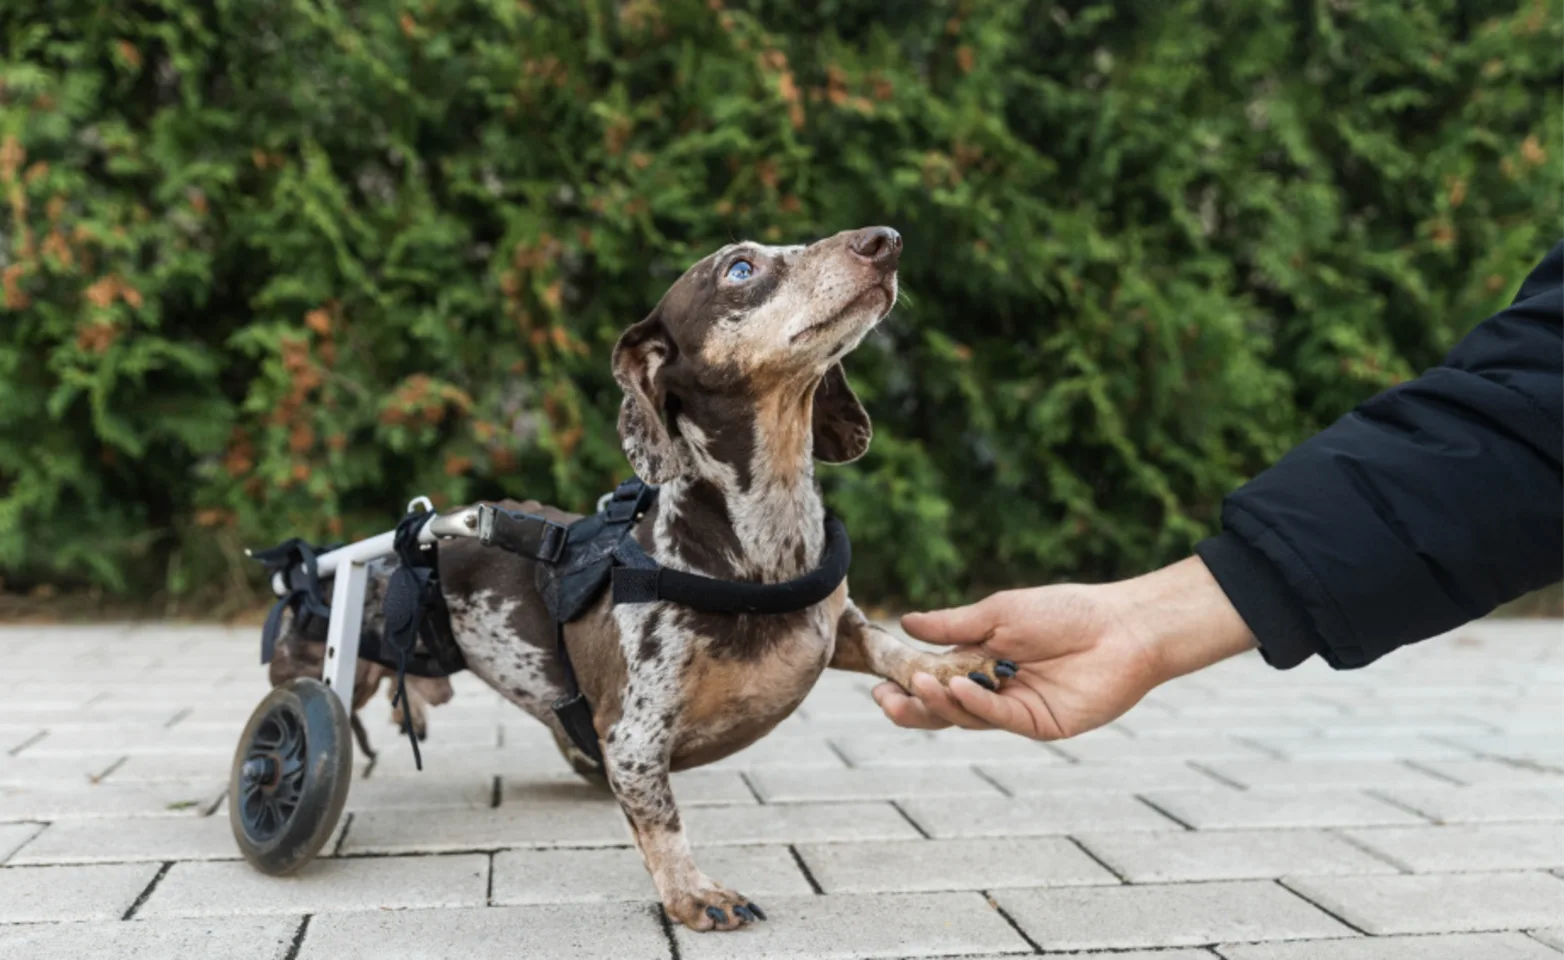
706,906,728,926
995,660,1017,679
733,905,755,923
747,902,766,921
968,671,997,691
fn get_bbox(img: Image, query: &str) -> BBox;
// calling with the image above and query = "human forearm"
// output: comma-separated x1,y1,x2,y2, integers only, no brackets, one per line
1109,555,1257,685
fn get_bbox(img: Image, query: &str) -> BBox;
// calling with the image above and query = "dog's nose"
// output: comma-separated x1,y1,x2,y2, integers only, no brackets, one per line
848,226,902,271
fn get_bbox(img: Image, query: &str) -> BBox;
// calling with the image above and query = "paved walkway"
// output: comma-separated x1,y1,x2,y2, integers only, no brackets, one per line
0,619,1560,959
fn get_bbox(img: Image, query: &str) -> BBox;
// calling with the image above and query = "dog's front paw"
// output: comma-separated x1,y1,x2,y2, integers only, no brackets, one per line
664,880,766,932
914,651,1018,692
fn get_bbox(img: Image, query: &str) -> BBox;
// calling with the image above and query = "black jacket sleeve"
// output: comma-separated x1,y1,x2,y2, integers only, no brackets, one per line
1196,242,1564,670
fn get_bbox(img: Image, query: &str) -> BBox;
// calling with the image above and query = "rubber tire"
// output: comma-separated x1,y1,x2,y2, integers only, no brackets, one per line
229,678,353,876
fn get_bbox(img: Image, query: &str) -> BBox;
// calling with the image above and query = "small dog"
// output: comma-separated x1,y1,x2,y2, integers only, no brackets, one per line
270,227,1014,931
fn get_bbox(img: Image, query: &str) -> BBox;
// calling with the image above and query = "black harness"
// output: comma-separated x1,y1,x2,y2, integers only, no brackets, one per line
254,477,852,770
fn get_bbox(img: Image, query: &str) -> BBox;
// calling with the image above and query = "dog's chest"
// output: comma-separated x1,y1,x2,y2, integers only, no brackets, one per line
644,588,845,770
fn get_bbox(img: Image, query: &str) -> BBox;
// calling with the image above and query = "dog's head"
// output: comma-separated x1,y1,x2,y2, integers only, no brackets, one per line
612,226,900,484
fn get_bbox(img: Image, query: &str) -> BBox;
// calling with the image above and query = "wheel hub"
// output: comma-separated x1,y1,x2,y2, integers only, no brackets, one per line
238,707,308,841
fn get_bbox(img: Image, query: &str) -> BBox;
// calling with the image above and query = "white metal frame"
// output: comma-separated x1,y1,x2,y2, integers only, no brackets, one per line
256,500,486,712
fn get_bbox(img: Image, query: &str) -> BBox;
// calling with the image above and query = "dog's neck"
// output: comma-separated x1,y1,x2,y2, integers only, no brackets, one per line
653,380,826,583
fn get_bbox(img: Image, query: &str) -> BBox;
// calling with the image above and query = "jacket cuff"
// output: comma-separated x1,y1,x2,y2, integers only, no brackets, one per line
1194,532,1320,670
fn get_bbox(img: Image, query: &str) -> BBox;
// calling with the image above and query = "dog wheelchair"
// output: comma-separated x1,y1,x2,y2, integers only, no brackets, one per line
227,495,572,875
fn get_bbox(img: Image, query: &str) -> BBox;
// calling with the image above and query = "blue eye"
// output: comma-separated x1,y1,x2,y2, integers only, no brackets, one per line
725,260,754,282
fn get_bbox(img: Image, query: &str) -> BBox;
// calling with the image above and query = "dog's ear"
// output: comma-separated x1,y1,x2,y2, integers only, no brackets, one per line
612,308,685,483
811,363,872,463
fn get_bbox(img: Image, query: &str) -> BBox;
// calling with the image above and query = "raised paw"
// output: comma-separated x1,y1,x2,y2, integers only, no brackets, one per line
911,652,1018,693
665,882,765,932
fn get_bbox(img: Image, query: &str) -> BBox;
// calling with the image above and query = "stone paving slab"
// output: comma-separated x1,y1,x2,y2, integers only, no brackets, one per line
340,802,631,854
1369,784,1564,824
671,892,1032,959
1140,788,1428,830
746,766,1005,803
1282,871,1564,935
0,753,123,785
1047,734,1278,764
7,815,250,864
898,793,1182,838
826,732,1061,768
1075,829,1399,883
1342,823,1564,873
138,854,490,918
975,760,1228,795
1216,932,1563,959
0,780,223,821
793,836,1118,893
1408,758,1564,786
0,915,302,960
992,880,1355,951
1194,759,1452,790
680,801,924,846
299,903,670,960
492,845,813,904
0,862,163,923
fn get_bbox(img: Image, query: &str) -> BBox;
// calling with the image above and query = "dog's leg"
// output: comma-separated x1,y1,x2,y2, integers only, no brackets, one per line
831,602,1015,692
603,716,763,932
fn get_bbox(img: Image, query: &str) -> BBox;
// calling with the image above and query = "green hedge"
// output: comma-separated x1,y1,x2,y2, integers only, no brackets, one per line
2,0,1559,609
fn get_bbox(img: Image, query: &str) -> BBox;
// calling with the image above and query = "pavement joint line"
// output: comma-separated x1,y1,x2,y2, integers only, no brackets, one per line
656,899,684,960
1187,760,1250,791
887,800,931,839
983,890,1045,954
163,707,192,729
1361,787,1442,824
1130,793,1197,831
1273,877,1372,936
7,731,46,757
737,772,766,805
824,740,855,768
331,813,355,857
121,860,174,920
90,756,130,783
1401,758,1467,785
786,844,824,895
490,776,501,809
283,914,312,960
485,851,495,906
1233,736,1288,761
1327,827,1414,874
1062,835,1130,884
1040,742,1077,764
970,766,1013,797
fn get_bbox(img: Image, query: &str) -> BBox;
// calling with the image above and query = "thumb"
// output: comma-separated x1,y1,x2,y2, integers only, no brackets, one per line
901,594,1004,647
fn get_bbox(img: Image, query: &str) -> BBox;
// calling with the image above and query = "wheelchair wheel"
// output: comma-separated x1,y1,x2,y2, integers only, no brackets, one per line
228,678,352,875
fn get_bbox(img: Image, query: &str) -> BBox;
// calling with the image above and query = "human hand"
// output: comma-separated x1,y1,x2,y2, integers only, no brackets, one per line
871,557,1255,739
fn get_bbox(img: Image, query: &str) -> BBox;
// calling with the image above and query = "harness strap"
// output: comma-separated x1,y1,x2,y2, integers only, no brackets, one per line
551,622,603,767
610,514,852,614
254,538,336,665
382,510,442,770
478,506,568,563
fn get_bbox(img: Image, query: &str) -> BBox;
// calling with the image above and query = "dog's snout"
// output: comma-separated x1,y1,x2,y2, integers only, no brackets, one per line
848,226,901,271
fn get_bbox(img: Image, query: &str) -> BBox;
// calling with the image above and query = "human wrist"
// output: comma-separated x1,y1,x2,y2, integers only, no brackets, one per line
1113,555,1257,685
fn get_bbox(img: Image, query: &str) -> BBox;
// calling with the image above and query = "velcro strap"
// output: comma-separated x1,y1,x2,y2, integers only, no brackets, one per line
611,566,661,604
478,506,568,563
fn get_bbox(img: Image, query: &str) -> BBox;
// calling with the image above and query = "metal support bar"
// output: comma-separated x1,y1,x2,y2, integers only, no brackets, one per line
321,559,369,712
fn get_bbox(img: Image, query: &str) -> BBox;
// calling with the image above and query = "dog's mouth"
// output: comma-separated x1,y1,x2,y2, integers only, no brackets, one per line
788,281,896,344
